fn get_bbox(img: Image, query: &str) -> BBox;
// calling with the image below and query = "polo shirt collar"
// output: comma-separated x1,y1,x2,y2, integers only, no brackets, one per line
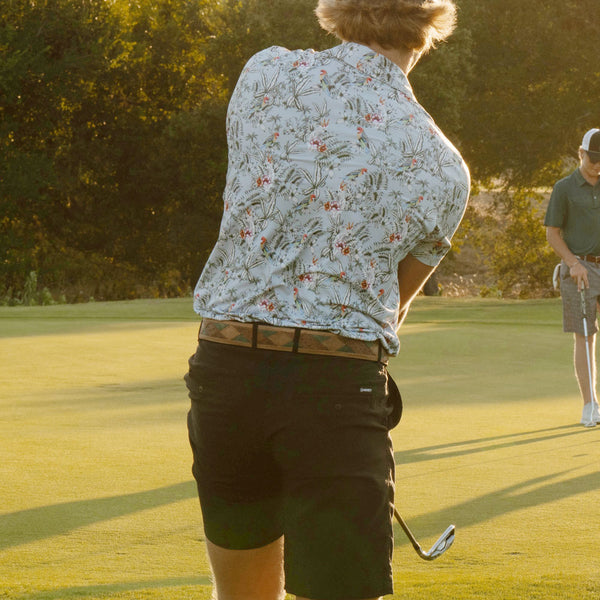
574,167,600,188
330,42,416,100
573,168,588,187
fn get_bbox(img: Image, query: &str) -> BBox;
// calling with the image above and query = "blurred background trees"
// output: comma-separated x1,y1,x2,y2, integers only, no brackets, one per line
1,0,599,302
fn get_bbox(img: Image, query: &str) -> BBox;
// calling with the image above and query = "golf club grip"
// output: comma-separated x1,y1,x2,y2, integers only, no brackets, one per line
580,288,588,318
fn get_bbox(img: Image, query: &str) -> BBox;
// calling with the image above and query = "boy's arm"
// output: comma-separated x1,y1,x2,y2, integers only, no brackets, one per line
396,253,436,327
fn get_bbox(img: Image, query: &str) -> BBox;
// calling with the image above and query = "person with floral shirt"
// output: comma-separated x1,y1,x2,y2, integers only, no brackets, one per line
185,1,469,599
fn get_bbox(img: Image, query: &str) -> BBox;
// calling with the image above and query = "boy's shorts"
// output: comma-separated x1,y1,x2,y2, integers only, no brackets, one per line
185,337,399,600
560,259,600,335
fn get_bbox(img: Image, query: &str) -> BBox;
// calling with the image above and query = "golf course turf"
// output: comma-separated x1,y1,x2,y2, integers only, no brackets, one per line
1,297,599,599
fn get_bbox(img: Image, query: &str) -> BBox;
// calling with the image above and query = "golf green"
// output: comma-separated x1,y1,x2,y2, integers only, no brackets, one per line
1,298,598,599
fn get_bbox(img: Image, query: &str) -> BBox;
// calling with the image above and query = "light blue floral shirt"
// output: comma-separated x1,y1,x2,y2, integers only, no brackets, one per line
193,42,470,354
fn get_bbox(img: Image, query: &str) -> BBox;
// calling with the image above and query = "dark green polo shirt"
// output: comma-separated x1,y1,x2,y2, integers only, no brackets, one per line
544,168,600,255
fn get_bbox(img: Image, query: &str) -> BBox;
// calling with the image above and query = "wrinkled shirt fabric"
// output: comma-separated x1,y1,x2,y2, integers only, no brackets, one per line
193,42,470,355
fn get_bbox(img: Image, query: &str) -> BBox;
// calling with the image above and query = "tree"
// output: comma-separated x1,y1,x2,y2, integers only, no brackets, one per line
0,0,224,299
458,0,600,185
411,24,473,147
444,0,599,296
0,0,118,295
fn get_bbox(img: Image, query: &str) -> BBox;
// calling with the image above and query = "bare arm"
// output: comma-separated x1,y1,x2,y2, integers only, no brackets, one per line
396,253,436,328
546,226,588,289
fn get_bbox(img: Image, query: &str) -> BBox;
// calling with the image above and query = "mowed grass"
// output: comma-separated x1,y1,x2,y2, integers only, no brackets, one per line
1,297,599,599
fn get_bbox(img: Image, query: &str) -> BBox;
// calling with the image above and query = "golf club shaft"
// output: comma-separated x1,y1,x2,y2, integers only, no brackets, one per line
580,288,595,406
393,507,426,556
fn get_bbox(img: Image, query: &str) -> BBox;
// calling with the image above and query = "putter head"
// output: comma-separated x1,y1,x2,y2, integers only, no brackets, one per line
423,524,455,560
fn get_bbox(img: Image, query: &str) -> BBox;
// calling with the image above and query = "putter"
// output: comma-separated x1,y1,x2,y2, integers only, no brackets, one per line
393,507,455,561
580,287,596,427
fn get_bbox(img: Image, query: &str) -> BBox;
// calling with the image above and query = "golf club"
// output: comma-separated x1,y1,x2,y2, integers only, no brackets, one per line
580,287,596,427
393,507,455,561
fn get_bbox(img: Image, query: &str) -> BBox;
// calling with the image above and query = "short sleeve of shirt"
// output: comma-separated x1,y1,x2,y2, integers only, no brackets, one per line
409,187,469,267
544,180,567,228
406,156,470,267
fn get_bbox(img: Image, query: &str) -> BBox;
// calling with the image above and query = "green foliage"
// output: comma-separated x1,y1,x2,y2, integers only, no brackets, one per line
21,270,38,306
203,0,332,96
458,0,600,186
425,0,599,295
1,270,64,306
411,25,473,145
0,0,224,300
1,0,598,301
468,189,558,298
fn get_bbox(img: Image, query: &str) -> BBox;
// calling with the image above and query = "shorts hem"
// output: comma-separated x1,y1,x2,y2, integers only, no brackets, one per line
204,529,283,551
284,583,394,600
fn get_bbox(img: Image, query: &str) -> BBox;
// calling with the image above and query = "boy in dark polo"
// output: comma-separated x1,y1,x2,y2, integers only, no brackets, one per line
545,128,600,426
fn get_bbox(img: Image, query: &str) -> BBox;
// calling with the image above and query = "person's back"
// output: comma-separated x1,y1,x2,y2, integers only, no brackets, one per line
195,42,468,355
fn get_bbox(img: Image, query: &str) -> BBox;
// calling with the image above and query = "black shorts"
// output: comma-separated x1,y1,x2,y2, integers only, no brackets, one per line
185,339,400,600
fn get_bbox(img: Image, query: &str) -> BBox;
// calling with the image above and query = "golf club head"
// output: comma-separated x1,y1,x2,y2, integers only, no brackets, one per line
423,524,455,560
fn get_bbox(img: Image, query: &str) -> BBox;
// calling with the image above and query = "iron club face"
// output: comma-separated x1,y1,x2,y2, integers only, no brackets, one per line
422,524,455,560
393,507,455,561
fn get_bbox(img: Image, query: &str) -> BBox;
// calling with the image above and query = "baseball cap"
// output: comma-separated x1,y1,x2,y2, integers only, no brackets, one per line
582,128,600,163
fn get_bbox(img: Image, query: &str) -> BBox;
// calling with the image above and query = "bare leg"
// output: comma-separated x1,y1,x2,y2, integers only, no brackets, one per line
574,332,597,404
206,536,285,600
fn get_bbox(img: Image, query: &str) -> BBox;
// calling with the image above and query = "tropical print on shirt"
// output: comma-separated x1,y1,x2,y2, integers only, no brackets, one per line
193,42,470,355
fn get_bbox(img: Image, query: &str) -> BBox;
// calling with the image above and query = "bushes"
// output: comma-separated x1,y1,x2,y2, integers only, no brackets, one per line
456,187,558,299
1,271,66,306
489,189,558,298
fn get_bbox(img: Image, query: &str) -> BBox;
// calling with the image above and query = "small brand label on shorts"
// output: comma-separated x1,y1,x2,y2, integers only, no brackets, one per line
360,387,372,393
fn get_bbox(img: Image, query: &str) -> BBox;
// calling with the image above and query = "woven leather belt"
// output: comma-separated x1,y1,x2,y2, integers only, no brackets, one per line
199,318,388,364
578,255,600,264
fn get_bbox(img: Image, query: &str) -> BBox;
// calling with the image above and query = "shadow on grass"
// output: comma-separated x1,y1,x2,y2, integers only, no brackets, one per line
13,576,211,600
394,467,600,549
393,425,600,547
19,378,188,410
394,424,584,465
0,481,198,551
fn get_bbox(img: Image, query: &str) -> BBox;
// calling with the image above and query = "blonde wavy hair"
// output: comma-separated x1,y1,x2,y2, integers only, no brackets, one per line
315,0,457,53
